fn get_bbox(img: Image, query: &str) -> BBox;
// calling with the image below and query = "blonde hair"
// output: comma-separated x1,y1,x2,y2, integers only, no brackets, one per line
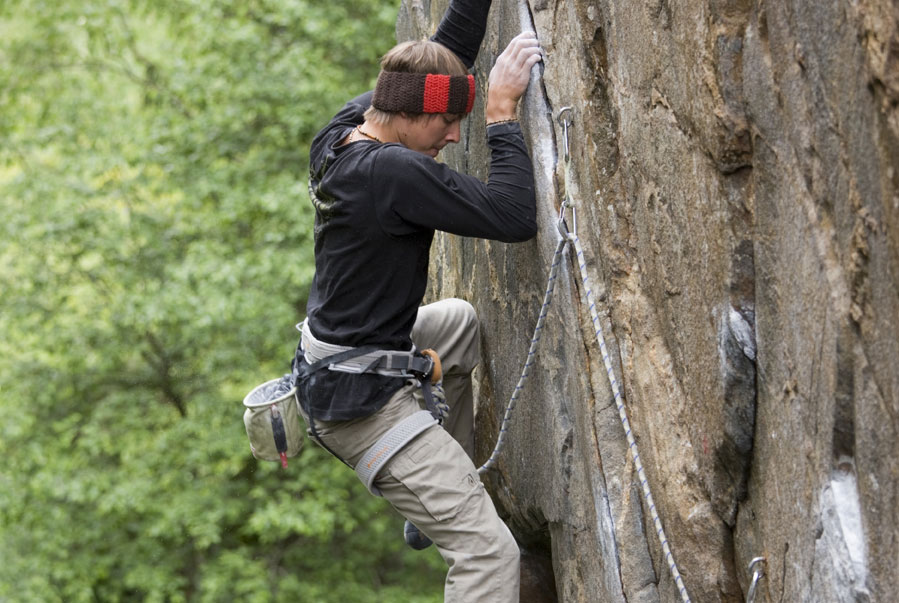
365,40,468,125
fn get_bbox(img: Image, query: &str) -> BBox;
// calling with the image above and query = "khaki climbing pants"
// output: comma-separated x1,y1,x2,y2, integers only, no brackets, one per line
301,298,521,602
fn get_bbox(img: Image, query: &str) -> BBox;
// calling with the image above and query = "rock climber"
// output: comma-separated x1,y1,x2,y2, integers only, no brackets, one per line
293,0,542,600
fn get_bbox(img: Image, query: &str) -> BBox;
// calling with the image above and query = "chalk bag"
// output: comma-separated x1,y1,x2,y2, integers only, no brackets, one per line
242,375,303,468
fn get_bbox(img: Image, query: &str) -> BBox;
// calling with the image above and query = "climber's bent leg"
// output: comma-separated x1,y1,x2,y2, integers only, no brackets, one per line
301,383,519,603
376,412,520,602
411,298,479,458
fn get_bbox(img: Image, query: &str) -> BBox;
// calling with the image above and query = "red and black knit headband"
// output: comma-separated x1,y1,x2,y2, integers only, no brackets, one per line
372,71,476,115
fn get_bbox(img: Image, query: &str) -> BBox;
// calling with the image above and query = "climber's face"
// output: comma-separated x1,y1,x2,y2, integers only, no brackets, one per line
397,112,462,158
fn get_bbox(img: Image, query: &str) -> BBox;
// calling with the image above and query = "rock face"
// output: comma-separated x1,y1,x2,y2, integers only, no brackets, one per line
398,1,899,601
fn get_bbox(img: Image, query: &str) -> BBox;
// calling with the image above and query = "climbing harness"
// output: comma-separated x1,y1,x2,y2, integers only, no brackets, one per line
746,556,766,603
240,318,447,484
299,320,439,381
294,320,448,495
478,107,692,602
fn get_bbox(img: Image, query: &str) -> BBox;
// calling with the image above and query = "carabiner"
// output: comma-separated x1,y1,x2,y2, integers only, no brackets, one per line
746,557,766,603
557,203,569,237
557,202,577,239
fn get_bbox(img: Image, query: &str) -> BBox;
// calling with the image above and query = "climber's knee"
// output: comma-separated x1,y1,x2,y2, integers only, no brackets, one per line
412,298,481,373
442,298,481,372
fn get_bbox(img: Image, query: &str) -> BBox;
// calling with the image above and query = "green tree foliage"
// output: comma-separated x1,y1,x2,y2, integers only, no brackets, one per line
0,1,444,600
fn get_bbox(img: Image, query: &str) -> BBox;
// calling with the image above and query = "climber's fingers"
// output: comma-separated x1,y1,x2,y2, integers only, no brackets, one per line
507,31,542,70
487,31,543,106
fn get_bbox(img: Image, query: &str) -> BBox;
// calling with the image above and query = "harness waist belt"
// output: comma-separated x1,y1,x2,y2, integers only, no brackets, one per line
299,321,432,378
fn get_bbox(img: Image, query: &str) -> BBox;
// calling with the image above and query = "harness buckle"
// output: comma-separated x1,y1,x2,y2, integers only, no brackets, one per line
419,349,442,383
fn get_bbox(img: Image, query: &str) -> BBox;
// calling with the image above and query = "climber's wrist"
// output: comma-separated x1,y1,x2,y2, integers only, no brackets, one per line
485,100,518,125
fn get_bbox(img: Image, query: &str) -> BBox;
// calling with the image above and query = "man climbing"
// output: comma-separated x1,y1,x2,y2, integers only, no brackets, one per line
294,0,542,600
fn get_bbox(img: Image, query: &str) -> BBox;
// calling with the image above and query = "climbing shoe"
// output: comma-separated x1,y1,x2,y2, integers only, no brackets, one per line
403,520,433,550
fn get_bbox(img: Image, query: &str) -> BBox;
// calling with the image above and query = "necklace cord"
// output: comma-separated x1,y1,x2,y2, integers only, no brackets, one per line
356,125,383,143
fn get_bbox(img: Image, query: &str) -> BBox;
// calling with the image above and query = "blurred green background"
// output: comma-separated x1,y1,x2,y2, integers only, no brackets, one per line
0,1,445,600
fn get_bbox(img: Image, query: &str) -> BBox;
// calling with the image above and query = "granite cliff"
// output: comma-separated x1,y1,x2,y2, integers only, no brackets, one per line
399,1,899,601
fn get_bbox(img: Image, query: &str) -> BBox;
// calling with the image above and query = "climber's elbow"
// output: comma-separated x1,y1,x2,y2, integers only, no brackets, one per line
512,196,539,241
504,210,538,242
488,185,538,242
516,220,539,242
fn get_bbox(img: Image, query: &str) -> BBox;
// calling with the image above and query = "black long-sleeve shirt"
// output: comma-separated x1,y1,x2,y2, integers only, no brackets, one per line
299,0,537,421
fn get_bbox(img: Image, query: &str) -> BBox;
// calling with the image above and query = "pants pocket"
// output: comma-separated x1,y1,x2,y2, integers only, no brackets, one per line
384,426,480,523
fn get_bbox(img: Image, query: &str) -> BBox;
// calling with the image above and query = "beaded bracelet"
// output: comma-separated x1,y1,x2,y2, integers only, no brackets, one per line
486,117,519,127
